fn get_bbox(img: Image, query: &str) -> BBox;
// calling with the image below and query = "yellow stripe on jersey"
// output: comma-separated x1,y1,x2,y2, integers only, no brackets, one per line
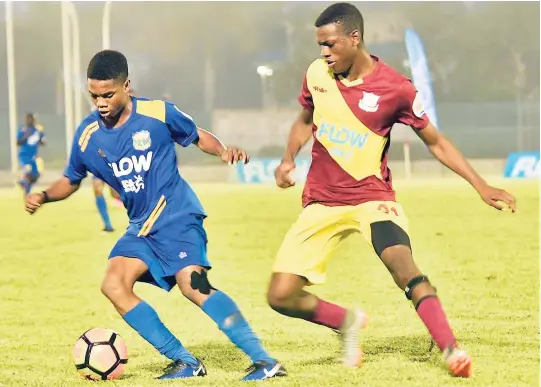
35,124,45,132
78,121,98,146
80,125,99,152
78,121,99,152
136,100,166,123
307,59,387,180
138,195,167,237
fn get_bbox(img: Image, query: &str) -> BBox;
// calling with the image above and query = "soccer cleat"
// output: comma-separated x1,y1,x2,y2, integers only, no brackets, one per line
101,227,115,233
443,347,472,378
241,360,287,381
157,358,207,380
339,308,368,368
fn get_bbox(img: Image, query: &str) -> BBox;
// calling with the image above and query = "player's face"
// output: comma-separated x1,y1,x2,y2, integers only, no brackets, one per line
316,23,360,74
24,115,35,127
88,78,130,120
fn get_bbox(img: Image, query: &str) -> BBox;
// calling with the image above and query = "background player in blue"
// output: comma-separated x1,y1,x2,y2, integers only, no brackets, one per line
17,113,45,195
25,50,286,381
91,175,121,232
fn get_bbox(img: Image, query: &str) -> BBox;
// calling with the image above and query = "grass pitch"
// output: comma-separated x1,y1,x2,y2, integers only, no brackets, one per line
0,178,538,387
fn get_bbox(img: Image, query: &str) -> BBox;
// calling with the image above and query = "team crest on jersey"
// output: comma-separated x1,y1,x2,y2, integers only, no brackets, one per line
358,92,380,113
132,130,151,151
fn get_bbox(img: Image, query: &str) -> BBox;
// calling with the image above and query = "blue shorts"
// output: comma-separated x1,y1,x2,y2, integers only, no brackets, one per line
19,158,39,177
108,215,210,291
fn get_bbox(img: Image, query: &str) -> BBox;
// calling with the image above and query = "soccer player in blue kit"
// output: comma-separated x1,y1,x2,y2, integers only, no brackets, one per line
25,50,286,381
17,113,46,195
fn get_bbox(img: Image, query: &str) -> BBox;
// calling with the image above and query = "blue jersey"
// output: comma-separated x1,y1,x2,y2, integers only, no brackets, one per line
64,97,206,232
18,124,45,161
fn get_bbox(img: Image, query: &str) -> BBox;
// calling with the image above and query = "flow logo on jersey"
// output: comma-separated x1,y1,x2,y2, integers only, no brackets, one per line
316,122,370,162
109,151,153,193
316,122,369,149
110,152,153,177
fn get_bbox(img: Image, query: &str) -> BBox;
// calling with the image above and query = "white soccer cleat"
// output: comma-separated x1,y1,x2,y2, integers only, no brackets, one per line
443,347,472,378
339,308,368,368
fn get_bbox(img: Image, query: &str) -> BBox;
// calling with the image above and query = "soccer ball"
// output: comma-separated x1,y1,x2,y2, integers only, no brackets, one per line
73,328,128,381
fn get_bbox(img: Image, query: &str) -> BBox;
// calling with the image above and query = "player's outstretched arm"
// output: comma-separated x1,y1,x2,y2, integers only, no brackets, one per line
25,177,80,215
416,122,516,212
275,107,314,189
194,127,249,165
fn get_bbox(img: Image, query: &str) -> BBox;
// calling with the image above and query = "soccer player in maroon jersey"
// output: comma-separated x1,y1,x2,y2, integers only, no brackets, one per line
267,2,516,378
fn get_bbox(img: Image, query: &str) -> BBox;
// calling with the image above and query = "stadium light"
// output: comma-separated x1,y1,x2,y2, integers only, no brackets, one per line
256,65,274,109
257,65,274,77
5,0,18,180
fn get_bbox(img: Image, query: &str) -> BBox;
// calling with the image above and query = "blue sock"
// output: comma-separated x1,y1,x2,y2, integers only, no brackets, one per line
123,301,198,366
19,180,30,194
95,195,113,229
202,291,273,363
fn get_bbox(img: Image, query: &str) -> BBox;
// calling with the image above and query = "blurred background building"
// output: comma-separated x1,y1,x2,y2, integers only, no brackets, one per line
0,1,538,175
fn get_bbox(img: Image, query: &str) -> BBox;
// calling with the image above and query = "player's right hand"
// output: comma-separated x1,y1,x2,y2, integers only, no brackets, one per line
275,161,296,189
477,184,517,212
25,192,45,215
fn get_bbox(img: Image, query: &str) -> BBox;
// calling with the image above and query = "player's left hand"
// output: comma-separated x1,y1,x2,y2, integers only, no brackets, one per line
477,184,516,212
221,147,249,165
25,192,45,215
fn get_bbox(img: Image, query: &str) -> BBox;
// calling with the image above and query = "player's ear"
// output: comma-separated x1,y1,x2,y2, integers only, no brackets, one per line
123,79,130,93
350,30,361,48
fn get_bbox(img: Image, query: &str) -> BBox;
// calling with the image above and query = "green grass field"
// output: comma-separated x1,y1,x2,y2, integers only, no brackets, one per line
0,179,538,387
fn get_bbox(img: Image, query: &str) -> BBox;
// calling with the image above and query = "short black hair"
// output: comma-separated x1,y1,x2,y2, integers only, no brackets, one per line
315,2,364,38
87,50,128,82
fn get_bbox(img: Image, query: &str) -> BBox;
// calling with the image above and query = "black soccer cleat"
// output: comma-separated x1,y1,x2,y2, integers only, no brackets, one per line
241,360,287,381
157,358,207,380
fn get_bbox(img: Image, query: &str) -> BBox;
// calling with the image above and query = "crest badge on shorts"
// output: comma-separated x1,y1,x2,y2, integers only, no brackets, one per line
132,130,151,151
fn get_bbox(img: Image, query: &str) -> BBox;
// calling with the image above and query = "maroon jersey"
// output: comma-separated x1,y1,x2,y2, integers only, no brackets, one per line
298,55,429,207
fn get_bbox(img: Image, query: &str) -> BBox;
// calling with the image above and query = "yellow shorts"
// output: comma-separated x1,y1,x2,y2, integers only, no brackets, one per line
272,201,409,285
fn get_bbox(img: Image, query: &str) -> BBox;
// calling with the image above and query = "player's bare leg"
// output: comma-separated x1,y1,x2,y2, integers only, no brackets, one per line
267,272,367,367
175,265,286,381
101,256,201,379
379,244,472,378
108,185,123,208
101,256,147,314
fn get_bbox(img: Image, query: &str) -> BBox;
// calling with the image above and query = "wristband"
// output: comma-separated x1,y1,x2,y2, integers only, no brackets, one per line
41,191,50,203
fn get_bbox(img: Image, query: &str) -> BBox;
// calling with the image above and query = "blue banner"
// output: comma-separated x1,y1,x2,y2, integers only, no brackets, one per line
405,28,439,129
504,152,540,178
236,157,311,184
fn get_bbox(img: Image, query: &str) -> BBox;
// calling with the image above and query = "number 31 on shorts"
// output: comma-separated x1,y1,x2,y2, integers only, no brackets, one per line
378,203,399,216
